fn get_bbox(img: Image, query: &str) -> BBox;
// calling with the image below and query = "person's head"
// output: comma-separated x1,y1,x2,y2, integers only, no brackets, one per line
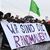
4,12,11,19
24,15,34,20
41,19,46,24
34,18,38,23
0,11,4,19
19,18,25,23
15,15,19,19
11,16,14,19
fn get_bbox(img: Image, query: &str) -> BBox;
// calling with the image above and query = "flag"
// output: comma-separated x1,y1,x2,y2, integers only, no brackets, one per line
30,0,40,16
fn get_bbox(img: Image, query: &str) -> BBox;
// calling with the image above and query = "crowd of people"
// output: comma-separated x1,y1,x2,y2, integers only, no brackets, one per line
0,11,50,50
0,11,50,32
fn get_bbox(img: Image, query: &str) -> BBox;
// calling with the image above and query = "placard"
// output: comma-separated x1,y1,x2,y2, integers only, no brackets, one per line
1,21,50,49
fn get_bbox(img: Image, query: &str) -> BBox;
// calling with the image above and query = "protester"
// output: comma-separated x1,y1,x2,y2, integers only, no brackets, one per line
24,15,34,23
1,12,11,50
0,11,3,19
0,11,4,34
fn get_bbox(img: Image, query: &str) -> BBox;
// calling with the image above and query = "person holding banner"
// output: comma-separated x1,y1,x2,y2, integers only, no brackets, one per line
1,13,11,49
0,11,4,33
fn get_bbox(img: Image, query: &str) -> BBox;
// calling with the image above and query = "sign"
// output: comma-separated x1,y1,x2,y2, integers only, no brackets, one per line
1,21,50,49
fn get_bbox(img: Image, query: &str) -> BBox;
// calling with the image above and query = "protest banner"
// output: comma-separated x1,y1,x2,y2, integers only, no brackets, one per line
1,21,50,49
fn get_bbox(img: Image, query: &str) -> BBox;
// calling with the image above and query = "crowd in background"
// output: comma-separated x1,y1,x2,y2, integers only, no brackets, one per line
0,11,49,23
0,11,50,33
0,11,50,50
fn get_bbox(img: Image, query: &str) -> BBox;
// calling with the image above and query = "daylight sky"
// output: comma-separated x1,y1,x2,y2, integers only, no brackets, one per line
0,0,50,20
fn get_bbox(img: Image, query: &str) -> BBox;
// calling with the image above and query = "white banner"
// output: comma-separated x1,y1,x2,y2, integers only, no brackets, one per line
1,21,50,49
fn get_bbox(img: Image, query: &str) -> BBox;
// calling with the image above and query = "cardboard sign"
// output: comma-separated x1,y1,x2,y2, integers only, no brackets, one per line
1,21,50,49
